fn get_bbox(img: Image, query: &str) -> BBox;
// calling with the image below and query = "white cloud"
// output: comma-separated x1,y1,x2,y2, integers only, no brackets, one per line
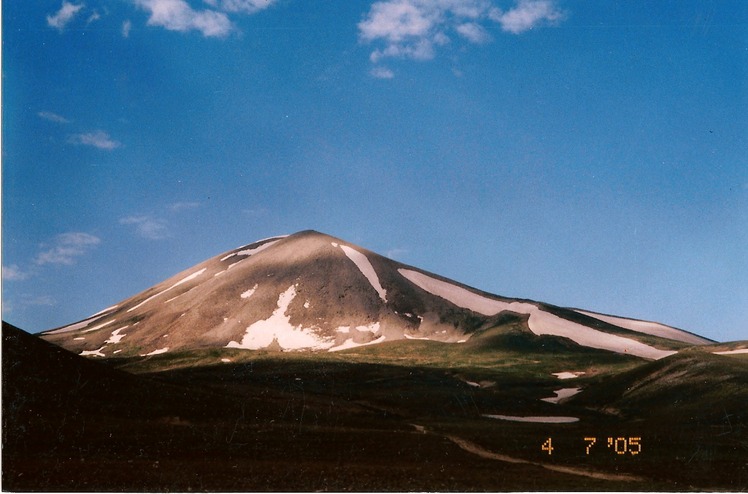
47,1,85,31
69,130,121,150
3,265,31,281
359,0,564,70
35,232,101,266
490,0,564,34
204,0,278,14
122,19,133,37
456,21,491,43
38,111,71,124
120,215,170,240
87,10,102,24
134,0,234,37
370,66,395,79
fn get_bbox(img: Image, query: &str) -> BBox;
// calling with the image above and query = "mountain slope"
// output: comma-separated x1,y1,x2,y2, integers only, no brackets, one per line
41,230,710,360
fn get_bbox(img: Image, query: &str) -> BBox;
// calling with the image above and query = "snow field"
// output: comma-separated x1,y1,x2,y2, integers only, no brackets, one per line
226,285,335,351
398,268,676,360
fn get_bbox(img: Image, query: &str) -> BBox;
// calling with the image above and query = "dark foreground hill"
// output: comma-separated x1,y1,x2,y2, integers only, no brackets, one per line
4,320,747,491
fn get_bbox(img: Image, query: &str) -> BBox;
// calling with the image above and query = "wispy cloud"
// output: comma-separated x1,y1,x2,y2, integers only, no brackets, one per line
204,0,278,14
242,207,268,217
169,201,201,212
370,66,395,79
38,111,71,124
120,215,170,240
35,232,101,266
47,1,85,31
122,19,132,37
2,264,31,281
456,21,491,43
68,130,121,150
490,0,564,34
359,0,565,74
86,10,102,24
385,247,408,260
134,0,234,37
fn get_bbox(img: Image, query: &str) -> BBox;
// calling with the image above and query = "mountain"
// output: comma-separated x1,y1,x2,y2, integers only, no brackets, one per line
7,231,747,491
40,230,711,360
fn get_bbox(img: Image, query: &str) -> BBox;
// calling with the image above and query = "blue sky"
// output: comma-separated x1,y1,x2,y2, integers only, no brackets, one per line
2,0,746,342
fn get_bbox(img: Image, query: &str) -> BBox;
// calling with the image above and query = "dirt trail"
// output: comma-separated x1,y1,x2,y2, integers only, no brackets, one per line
444,434,646,483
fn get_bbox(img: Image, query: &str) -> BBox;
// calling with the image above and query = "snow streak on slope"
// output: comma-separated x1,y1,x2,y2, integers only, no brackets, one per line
335,243,388,302
220,237,285,261
226,285,335,351
127,268,207,312
574,309,710,345
398,269,676,360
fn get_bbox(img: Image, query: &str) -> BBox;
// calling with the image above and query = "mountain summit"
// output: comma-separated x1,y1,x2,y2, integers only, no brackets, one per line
41,230,711,359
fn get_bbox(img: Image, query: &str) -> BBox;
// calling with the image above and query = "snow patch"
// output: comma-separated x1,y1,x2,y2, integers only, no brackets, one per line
575,309,710,345
128,268,207,312
73,337,85,341
483,414,579,423
241,284,259,299
142,347,169,356
541,387,581,404
221,358,232,363
45,314,106,334
404,334,431,341
713,348,748,355
329,335,387,352
80,346,106,358
337,244,388,303
105,326,129,344
221,238,283,261
82,320,116,333
226,285,334,351
398,268,676,360
552,371,585,380
90,305,118,317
